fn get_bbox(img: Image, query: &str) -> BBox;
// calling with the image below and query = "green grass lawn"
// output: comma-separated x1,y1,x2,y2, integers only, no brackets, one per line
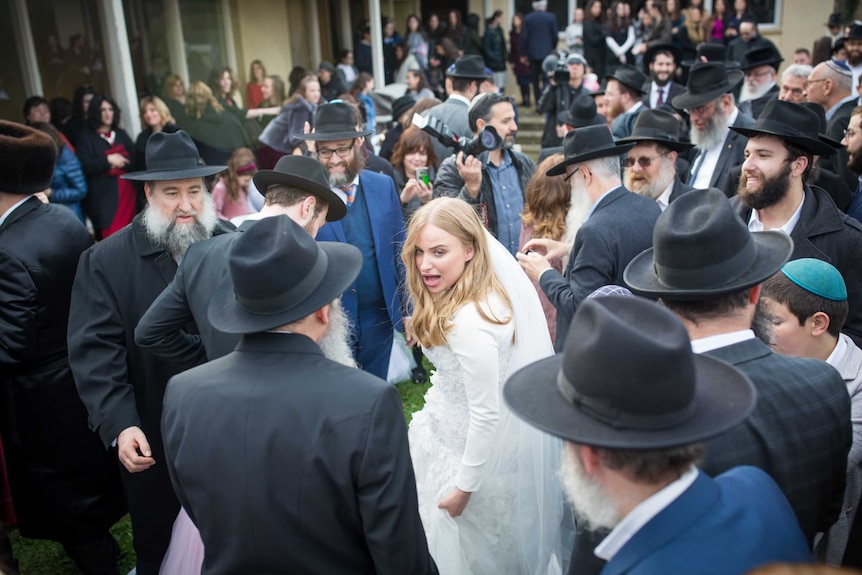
10,365,434,574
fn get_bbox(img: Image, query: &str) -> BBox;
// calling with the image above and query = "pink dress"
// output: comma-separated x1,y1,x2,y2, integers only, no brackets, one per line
211,179,255,221
518,224,563,343
159,507,204,574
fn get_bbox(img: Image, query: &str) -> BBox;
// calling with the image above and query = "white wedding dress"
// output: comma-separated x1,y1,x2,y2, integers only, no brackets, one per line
408,233,565,575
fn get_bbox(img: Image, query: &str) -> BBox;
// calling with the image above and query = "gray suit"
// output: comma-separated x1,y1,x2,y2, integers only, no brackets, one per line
424,97,471,162
688,109,756,192
539,186,661,350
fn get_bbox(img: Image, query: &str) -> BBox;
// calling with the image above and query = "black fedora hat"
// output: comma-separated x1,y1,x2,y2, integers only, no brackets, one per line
848,24,862,40
730,99,839,156
827,12,844,28
504,295,756,449
546,125,633,176
681,42,740,69
605,64,648,96
557,94,606,128
446,55,491,80
672,62,745,110
391,95,416,122
122,130,226,181
739,45,784,72
297,102,374,142
253,155,346,222
800,102,843,150
623,188,793,300
643,43,682,69
615,108,694,152
208,215,362,334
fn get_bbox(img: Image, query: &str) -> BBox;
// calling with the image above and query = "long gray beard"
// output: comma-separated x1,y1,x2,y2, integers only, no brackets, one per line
319,299,357,367
142,191,218,261
739,81,773,103
564,179,593,247
690,106,731,152
560,443,622,532
626,158,676,200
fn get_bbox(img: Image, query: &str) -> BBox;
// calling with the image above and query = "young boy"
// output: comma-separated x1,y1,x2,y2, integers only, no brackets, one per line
762,258,862,565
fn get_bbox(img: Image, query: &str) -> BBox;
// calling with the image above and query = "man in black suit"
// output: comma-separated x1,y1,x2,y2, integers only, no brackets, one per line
162,215,438,575
643,44,685,110
738,45,782,119
521,0,559,105
517,125,661,350
68,131,230,575
674,62,756,192
615,108,694,210
0,122,125,575
135,155,345,362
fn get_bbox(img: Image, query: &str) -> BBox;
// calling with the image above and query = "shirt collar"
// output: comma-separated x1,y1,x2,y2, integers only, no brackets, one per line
330,174,359,203
691,329,755,354
826,94,859,121
747,191,804,235
0,195,33,228
655,179,675,211
594,466,699,562
826,333,849,369
447,94,471,107
584,185,620,222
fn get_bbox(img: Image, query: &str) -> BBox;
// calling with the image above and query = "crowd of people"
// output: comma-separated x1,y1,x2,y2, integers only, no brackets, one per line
4,1,862,575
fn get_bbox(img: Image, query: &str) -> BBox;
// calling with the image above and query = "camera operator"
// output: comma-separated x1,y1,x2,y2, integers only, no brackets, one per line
537,53,589,148
433,93,535,255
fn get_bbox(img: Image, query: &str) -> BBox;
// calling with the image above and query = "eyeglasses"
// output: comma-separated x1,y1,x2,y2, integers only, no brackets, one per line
804,78,828,89
683,102,715,116
845,128,859,138
747,69,773,78
622,151,669,168
316,142,355,159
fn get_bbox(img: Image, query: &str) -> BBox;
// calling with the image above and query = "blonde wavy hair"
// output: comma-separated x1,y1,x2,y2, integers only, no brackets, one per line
185,81,224,119
139,95,175,128
402,198,511,347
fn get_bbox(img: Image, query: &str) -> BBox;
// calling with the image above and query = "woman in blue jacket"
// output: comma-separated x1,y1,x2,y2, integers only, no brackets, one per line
32,121,87,223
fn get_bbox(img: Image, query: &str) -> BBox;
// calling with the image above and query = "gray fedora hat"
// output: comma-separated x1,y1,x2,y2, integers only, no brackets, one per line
253,155,346,222
209,215,361,334
446,55,492,80
122,130,226,181
623,188,793,300
546,125,633,176
297,102,374,142
557,94,606,128
605,64,648,96
504,295,756,449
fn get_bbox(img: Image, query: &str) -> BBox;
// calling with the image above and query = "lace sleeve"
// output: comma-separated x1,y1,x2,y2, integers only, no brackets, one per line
447,301,510,493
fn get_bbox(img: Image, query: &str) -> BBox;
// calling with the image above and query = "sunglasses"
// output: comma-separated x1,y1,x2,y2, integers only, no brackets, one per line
622,151,669,168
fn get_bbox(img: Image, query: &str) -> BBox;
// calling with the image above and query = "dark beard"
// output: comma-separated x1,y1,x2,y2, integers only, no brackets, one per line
328,147,367,187
752,299,774,346
849,148,862,175
738,165,791,211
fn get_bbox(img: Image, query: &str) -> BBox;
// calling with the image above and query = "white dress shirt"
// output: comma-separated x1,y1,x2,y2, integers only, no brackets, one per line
650,82,669,109
655,179,675,211
690,107,740,189
0,195,32,228
747,192,804,235
690,329,755,354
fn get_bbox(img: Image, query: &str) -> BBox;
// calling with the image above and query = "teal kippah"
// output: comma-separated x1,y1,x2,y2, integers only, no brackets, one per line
781,258,847,301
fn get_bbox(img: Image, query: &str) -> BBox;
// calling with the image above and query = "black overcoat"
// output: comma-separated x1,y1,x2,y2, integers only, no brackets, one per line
76,128,136,230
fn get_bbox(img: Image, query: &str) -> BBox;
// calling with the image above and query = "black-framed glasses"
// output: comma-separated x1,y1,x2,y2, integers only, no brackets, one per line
622,151,669,168
317,142,355,159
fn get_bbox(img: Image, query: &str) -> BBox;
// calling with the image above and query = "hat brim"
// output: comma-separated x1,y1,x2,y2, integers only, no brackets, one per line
297,129,374,141
671,70,745,110
253,170,346,222
680,59,741,70
739,58,784,72
623,230,793,300
614,135,695,152
546,143,635,176
122,165,227,181
503,351,755,449
561,114,607,129
207,242,362,334
729,126,839,156
604,74,646,96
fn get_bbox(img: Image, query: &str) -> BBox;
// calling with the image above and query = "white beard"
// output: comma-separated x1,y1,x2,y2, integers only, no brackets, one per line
739,80,773,103
625,157,676,200
560,443,622,532
690,106,731,152
319,299,357,367
143,191,218,261
563,177,593,247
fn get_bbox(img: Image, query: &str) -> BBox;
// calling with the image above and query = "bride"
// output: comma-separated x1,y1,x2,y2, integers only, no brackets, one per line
403,197,566,574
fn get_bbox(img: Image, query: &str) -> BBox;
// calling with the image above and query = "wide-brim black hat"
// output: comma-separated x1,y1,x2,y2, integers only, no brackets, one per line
800,102,844,150
446,55,492,80
615,108,694,152
253,155,346,222
739,45,784,72
681,42,741,69
848,24,862,40
209,215,361,334
624,187,793,300
391,95,416,122
504,296,756,449
730,99,839,156
643,44,683,70
558,94,606,128
547,125,633,176
297,102,374,142
605,64,648,96
122,130,226,181
672,62,745,110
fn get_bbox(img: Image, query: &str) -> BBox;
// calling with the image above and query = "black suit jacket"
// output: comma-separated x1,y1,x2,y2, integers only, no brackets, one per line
703,338,851,543
539,186,661,350
668,175,695,204
823,98,858,192
162,333,438,575
688,109,756,192
732,185,862,346
738,84,779,119
643,81,685,109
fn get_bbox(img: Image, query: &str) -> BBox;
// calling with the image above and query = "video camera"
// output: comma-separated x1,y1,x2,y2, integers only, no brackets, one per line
412,113,502,159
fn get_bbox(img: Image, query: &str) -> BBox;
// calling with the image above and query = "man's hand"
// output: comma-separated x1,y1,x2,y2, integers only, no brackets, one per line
117,426,155,473
455,152,482,198
438,487,471,518
34,191,50,204
521,237,572,262
516,250,553,282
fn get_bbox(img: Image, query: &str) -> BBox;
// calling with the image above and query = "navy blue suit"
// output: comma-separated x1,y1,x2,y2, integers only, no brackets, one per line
602,468,811,575
316,170,405,379
521,9,559,103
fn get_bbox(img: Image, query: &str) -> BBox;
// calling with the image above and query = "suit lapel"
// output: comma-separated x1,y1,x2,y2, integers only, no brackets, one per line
709,133,738,188
0,196,41,235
